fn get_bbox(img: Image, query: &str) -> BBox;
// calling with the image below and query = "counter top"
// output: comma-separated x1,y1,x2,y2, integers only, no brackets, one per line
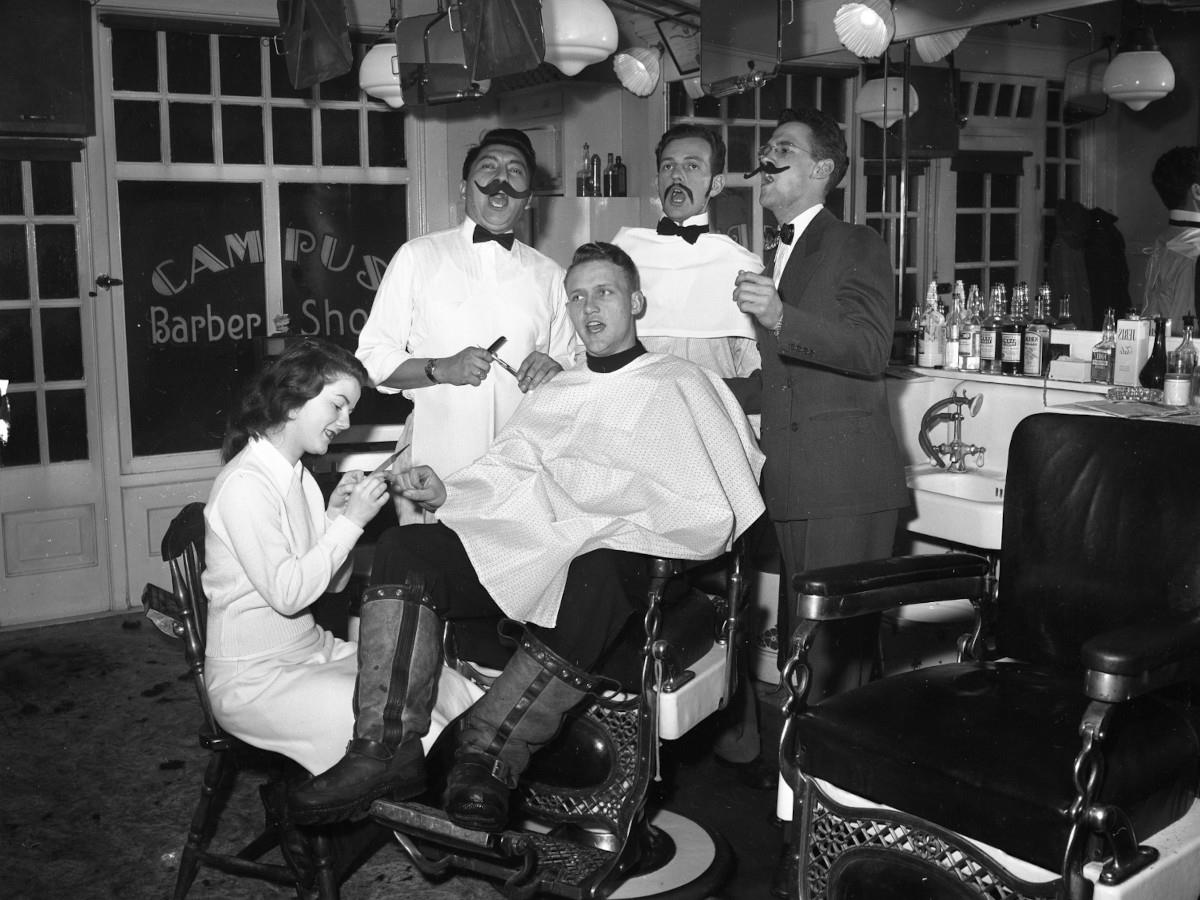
888,365,1110,395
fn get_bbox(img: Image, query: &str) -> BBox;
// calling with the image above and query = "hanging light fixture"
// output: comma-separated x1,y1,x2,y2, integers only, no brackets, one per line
613,46,662,97
834,0,895,59
359,1,404,108
855,76,918,128
1102,26,1175,111
683,75,705,100
914,28,969,64
541,0,618,77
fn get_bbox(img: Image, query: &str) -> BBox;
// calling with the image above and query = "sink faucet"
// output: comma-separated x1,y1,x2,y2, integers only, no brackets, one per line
919,389,986,472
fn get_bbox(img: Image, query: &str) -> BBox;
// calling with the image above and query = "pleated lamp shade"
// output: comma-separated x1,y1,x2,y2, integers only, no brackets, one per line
542,0,619,77
914,28,969,64
613,46,662,97
834,0,895,59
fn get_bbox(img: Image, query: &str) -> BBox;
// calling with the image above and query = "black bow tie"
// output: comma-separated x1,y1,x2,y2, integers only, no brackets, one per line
473,225,515,251
656,217,706,245
778,223,795,245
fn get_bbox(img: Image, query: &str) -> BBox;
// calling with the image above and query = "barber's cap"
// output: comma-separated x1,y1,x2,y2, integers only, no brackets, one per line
463,128,536,180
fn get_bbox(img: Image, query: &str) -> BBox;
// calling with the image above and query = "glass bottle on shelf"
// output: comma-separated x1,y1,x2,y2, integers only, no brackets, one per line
1164,314,1197,406
1038,282,1058,327
1138,316,1168,389
907,300,923,366
589,153,602,198
611,155,627,197
918,280,944,368
1000,282,1027,375
1089,307,1117,385
1056,292,1076,329
1022,287,1053,377
959,284,982,372
576,142,592,197
980,284,1006,375
602,152,615,197
944,281,964,371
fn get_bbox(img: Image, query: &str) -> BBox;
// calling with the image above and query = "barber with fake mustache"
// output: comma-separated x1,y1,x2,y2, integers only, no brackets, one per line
357,128,579,522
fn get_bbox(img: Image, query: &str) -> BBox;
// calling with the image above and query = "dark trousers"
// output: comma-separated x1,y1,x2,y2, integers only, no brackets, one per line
773,510,899,703
370,523,653,670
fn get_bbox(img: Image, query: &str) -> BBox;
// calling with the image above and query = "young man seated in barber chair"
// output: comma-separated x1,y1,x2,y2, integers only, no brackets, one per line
288,241,766,831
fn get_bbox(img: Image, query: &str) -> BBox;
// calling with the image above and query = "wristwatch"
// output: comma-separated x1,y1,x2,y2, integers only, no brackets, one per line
424,358,440,383
772,312,784,338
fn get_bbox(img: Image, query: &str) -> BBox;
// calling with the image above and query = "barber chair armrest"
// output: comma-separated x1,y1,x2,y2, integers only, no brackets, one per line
1083,611,1200,702
792,553,991,621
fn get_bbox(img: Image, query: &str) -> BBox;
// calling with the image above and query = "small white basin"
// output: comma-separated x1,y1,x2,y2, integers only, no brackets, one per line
905,465,1006,550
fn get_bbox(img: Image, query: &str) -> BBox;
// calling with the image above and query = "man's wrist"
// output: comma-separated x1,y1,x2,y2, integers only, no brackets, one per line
424,358,440,383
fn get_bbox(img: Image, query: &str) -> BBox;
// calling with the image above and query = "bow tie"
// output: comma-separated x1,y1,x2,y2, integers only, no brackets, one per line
656,217,706,245
473,225,515,251
778,223,795,245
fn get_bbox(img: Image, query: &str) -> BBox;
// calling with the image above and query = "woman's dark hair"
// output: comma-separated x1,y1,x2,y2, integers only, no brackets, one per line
221,338,369,462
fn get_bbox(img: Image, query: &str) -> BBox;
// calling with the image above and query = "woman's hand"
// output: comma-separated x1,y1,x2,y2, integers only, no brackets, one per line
515,351,562,393
342,473,390,527
435,346,494,387
327,471,361,519
394,465,447,512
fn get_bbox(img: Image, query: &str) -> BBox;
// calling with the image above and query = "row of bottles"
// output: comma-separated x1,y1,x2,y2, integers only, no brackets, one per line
575,143,627,197
1091,309,1199,404
910,279,1073,377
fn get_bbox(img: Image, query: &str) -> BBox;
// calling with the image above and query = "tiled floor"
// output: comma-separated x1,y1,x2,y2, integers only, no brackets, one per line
0,611,786,900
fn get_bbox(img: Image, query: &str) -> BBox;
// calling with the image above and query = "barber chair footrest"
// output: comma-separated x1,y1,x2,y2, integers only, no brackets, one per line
372,800,629,899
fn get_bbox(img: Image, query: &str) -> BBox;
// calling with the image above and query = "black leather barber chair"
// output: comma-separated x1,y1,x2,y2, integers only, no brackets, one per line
371,548,750,899
777,413,1200,900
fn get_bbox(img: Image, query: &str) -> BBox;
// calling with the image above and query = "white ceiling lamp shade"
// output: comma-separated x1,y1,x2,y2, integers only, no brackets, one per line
914,27,969,64
855,77,918,128
834,0,895,59
541,0,619,77
613,46,662,97
359,40,404,108
1102,27,1175,111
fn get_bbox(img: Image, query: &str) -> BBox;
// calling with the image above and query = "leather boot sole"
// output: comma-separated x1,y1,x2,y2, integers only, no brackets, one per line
290,769,427,825
289,741,428,825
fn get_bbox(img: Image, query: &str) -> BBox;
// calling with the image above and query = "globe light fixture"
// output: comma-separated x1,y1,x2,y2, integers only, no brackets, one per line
359,40,404,108
542,0,619,77
1102,27,1175,111
855,76,918,128
834,0,895,59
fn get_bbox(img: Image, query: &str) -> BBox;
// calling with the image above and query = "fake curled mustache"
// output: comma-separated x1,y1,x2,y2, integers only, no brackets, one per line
661,183,694,203
475,178,533,200
743,161,791,178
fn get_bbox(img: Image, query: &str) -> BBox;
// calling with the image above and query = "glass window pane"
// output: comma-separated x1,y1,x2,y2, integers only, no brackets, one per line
367,111,406,167
0,391,38,466
167,32,211,94
710,185,753,246
219,35,262,96
0,224,30,300
1017,85,1035,118
991,173,1018,208
955,267,983,292
865,173,883,213
222,104,265,164
726,125,756,176
1064,127,1081,159
36,224,78,298
820,78,846,120
958,81,974,118
760,76,785,120
1065,165,1081,202
727,89,755,120
269,49,310,100
112,28,159,92
0,160,22,215
321,109,359,166
990,266,1017,292
956,172,984,207
668,81,689,118
1045,164,1059,204
1045,128,1060,158
114,100,161,162
0,308,34,380
972,82,993,116
319,54,362,102
990,213,1017,261
169,102,214,163
790,75,818,108
46,389,88,462
31,161,73,216
956,213,983,263
1047,87,1062,121
692,94,721,119
995,83,1015,116
41,307,83,381
273,108,313,165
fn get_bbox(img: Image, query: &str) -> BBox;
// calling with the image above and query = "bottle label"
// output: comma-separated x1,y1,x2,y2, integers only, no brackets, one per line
980,329,998,361
1090,348,1114,384
1022,327,1048,376
1000,332,1022,364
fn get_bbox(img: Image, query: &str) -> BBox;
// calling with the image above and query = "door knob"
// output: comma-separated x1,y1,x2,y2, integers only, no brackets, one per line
95,274,123,289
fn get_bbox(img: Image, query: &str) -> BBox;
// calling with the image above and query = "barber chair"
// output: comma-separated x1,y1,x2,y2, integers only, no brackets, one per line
370,548,751,899
143,502,385,900
776,412,1200,900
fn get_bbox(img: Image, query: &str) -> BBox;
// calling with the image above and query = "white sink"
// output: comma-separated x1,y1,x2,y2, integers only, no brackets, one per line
905,465,1006,550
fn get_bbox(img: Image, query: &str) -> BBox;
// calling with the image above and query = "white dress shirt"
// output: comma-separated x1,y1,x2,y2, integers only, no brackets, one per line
772,204,825,286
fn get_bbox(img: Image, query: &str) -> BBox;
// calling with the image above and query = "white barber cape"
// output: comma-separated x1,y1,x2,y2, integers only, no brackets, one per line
612,226,762,339
437,352,766,628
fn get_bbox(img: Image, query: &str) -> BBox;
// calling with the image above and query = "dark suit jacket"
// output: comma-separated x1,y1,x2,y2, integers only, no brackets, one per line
756,207,908,522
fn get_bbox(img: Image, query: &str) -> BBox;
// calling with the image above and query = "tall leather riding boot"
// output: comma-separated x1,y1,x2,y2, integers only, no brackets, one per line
444,627,606,832
289,585,442,824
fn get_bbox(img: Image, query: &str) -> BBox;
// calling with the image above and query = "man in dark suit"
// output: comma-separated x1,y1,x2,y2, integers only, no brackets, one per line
733,107,908,703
